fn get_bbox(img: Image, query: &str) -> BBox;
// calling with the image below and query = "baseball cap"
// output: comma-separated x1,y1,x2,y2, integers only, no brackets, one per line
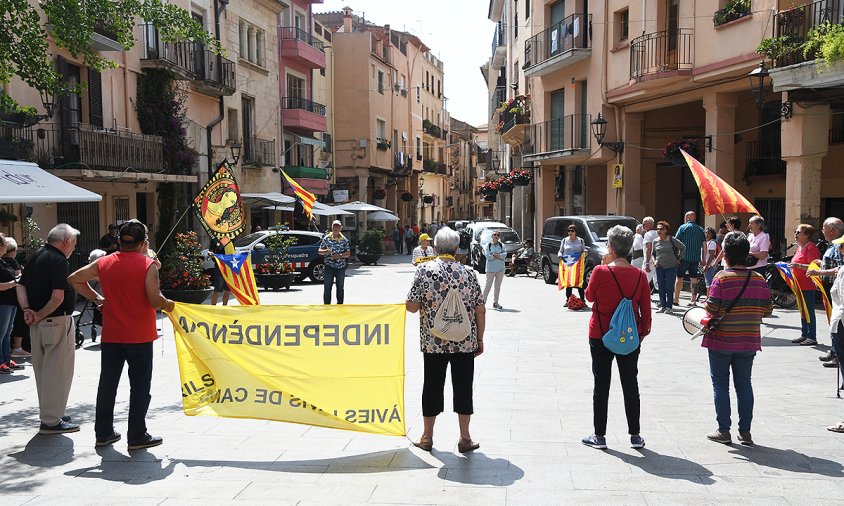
332,220,342,227
419,233,431,241
118,219,147,245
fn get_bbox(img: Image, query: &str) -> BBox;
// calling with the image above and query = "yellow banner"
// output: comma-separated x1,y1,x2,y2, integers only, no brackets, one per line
167,303,406,436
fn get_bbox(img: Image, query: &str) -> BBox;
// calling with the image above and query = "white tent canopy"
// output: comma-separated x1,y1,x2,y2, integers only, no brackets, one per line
366,211,399,222
333,201,391,212
241,192,296,206
261,201,353,216
0,160,102,203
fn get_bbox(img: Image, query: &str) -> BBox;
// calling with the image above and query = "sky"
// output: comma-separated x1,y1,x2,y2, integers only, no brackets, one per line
314,0,492,127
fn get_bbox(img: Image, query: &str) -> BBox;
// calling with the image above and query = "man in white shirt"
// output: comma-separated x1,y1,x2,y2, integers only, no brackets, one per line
642,216,658,288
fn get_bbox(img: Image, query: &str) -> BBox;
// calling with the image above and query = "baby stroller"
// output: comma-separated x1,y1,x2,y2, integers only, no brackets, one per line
74,249,105,348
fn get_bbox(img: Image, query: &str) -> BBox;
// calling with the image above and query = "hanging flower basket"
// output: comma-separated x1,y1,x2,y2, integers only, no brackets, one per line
497,177,514,193
663,138,703,166
400,192,413,202
373,187,387,200
483,193,497,202
422,194,434,204
479,179,500,196
510,168,532,186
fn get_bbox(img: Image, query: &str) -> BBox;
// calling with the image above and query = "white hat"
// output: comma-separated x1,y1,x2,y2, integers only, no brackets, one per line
332,220,342,227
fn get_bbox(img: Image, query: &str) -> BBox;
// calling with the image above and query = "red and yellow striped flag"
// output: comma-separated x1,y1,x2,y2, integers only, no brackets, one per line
681,149,759,216
809,259,832,324
558,253,585,290
213,251,261,305
281,170,316,220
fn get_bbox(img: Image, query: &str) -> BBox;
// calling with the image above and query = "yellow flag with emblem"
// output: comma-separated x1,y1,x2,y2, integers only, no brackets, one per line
167,302,406,436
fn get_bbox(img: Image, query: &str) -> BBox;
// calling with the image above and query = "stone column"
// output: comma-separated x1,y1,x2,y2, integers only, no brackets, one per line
534,165,556,236
620,112,644,218
564,165,575,215
781,100,829,234
702,92,738,228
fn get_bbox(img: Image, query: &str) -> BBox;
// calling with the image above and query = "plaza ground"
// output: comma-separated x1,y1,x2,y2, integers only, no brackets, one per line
2,254,843,505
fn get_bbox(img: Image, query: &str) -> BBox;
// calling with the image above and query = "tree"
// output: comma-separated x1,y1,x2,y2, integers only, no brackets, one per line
0,0,222,108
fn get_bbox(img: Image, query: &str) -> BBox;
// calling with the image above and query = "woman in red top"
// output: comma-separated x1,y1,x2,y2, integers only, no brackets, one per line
789,223,821,345
582,226,652,450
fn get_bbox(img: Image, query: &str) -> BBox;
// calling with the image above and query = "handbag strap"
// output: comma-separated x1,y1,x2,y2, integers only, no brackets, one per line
716,271,752,318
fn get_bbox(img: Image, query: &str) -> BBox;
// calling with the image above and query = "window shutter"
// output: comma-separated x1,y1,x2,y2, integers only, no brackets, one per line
88,69,103,128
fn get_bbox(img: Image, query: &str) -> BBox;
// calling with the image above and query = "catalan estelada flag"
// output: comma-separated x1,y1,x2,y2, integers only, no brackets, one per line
213,251,260,305
809,259,832,324
558,253,585,290
774,262,810,322
281,170,316,220
681,149,760,216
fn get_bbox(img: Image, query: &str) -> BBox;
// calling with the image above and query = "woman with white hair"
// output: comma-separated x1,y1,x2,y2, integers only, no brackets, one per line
747,215,770,275
631,224,645,270
406,227,486,453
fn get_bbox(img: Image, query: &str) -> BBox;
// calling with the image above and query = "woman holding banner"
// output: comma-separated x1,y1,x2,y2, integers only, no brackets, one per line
406,227,485,454
558,224,587,306
788,224,821,346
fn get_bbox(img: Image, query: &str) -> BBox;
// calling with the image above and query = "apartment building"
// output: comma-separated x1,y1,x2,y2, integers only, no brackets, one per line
490,0,844,252
315,7,450,228
312,17,336,198
449,118,481,221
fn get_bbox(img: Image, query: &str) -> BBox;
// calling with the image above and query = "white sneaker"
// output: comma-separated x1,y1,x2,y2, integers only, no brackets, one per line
11,348,31,358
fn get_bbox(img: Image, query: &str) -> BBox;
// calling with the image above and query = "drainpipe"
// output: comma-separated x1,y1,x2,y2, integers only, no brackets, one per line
206,0,226,178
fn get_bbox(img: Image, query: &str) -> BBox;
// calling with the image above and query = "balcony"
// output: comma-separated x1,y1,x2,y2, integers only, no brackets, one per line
499,96,530,147
281,97,327,133
423,119,446,140
490,86,506,119
376,138,391,151
243,137,275,167
284,166,328,180
491,22,506,68
282,166,329,196
630,29,694,81
141,24,195,80
423,158,447,175
773,0,843,68
713,0,752,28
91,22,123,52
15,123,165,173
523,114,591,164
280,27,326,70
524,14,591,77
192,47,236,96
393,152,413,176
744,140,786,180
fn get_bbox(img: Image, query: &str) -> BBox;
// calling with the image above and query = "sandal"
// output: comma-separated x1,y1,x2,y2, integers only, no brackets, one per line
457,438,480,453
800,339,818,346
827,422,844,433
413,435,433,452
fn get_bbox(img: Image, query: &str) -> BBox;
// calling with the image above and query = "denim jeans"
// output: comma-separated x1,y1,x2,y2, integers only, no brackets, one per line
0,305,15,364
801,290,816,339
708,349,756,433
95,342,153,442
704,266,716,290
656,266,677,309
323,265,346,304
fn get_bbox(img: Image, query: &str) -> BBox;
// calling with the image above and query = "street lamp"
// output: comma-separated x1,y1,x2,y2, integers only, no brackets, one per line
38,88,57,120
747,61,792,118
229,141,242,165
492,154,501,173
590,113,624,154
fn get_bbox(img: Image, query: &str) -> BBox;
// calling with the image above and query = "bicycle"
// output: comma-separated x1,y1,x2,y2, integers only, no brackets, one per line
764,245,797,309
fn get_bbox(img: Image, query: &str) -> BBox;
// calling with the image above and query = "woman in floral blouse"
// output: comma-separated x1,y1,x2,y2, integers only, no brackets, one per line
406,227,485,453
318,220,351,304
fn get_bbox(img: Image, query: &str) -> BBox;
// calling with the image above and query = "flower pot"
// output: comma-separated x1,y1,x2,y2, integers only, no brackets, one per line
162,288,213,304
483,194,497,202
255,272,298,291
498,185,514,193
357,252,381,265
400,192,413,202
513,178,530,186
482,189,498,198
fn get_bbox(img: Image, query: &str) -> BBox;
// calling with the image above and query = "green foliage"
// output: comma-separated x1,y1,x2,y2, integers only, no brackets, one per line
256,232,297,274
756,36,802,61
21,217,44,255
159,231,211,290
713,0,751,27
805,21,844,70
0,207,18,223
358,228,384,256
0,0,222,108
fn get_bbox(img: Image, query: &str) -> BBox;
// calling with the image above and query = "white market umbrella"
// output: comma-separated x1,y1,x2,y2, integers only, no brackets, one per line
333,201,391,212
367,211,399,222
261,202,353,216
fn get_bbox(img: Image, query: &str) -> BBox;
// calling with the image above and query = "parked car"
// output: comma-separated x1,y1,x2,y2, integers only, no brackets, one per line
231,230,325,283
467,223,522,273
538,215,641,287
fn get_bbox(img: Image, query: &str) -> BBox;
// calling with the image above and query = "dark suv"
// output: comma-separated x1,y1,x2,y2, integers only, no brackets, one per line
539,215,640,287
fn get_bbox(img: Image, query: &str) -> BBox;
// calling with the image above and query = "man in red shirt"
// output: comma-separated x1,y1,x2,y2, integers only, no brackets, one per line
69,220,174,450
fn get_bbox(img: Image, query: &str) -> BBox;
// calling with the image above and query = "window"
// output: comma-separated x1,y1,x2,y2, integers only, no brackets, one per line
227,107,238,142
287,74,305,99
416,136,422,160
416,86,420,103
377,70,384,94
514,0,518,39
239,20,265,66
242,96,255,158
615,9,630,44
437,79,441,98
425,71,429,90
525,0,530,19
376,118,386,141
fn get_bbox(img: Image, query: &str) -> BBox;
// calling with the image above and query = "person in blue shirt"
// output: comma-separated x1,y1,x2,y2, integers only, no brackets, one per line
558,224,588,303
674,211,707,306
482,231,506,309
318,220,351,304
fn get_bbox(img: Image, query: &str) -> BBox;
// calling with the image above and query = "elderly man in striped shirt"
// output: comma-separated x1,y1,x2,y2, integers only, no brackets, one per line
674,211,707,307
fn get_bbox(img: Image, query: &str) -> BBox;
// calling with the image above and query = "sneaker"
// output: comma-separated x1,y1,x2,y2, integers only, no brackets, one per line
823,357,839,368
0,363,10,374
62,416,71,423
95,432,122,447
11,348,31,358
800,339,817,346
39,420,80,434
792,336,808,344
820,351,836,362
706,429,732,444
493,302,502,310
128,433,163,450
738,431,753,446
656,308,665,314
581,434,607,449
630,435,645,449
7,360,23,370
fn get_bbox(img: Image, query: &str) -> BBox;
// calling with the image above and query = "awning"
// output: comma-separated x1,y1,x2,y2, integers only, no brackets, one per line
0,159,102,203
241,192,296,206
293,134,325,149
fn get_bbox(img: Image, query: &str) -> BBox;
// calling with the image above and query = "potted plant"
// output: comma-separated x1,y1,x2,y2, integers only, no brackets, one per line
159,231,213,303
510,168,532,186
400,192,413,202
422,194,434,204
254,232,298,291
713,0,751,27
479,180,500,197
376,138,391,151
483,193,497,202
497,176,515,193
0,207,18,226
373,187,387,200
356,228,384,265
663,138,703,166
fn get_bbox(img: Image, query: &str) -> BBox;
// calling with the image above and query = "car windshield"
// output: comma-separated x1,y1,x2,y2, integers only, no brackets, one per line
480,229,520,245
232,232,266,248
586,219,640,242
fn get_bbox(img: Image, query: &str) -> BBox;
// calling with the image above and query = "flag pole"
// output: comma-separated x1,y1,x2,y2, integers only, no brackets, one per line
151,205,192,259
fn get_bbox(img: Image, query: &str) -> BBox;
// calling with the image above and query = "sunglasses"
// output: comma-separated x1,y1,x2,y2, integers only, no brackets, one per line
657,227,665,231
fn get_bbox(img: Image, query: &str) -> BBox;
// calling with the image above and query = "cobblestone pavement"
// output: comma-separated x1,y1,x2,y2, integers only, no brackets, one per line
2,254,844,505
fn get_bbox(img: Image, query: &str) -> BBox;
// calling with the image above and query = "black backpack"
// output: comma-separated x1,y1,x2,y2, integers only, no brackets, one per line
458,229,472,249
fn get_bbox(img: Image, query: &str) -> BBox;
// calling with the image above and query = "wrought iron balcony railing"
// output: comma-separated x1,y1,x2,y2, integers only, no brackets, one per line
524,13,591,68
773,0,843,67
629,28,694,80
525,114,591,156
281,97,327,116
244,137,275,166
279,26,326,52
